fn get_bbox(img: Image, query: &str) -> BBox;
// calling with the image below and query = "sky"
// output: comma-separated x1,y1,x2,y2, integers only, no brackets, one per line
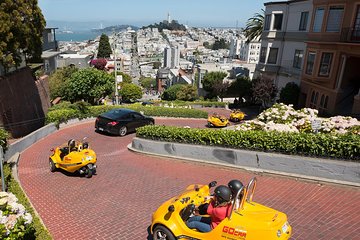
38,0,276,29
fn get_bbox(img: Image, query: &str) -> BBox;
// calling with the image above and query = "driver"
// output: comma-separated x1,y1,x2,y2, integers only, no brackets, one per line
68,139,77,152
186,185,232,233
228,179,244,210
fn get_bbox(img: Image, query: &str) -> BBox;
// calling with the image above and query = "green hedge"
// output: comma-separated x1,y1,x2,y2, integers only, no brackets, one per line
45,104,208,126
0,128,9,151
136,125,360,161
159,100,227,108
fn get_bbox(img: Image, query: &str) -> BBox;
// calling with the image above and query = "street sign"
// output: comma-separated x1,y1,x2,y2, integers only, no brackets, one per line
311,120,322,133
116,75,123,83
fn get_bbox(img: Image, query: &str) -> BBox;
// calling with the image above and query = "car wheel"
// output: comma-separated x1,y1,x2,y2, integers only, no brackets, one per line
149,121,154,125
49,159,56,172
153,225,176,240
84,168,93,178
119,126,127,136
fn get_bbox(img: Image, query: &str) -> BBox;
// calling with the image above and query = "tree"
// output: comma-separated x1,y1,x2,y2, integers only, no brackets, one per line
64,68,114,104
213,81,230,102
49,66,78,99
212,39,230,50
91,58,107,70
227,76,252,100
251,77,278,108
97,34,112,58
139,77,156,91
0,0,46,72
280,82,300,108
176,85,198,101
202,71,227,98
161,84,186,101
119,83,142,102
243,9,264,43
115,72,132,84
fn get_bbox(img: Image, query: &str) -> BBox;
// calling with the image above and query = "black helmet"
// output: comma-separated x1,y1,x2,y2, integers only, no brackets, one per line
83,142,89,149
214,185,231,203
68,139,76,149
228,179,243,195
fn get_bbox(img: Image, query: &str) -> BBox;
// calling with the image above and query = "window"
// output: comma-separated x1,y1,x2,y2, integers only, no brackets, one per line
293,50,304,69
326,6,344,32
264,14,271,30
47,33,54,43
267,48,278,64
259,47,267,63
273,14,283,30
310,91,319,108
319,53,333,76
319,94,329,113
306,52,316,75
313,7,325,32
299,12,309,31
352,6,360,39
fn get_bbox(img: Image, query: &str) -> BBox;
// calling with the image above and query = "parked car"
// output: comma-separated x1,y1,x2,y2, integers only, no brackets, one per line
95,108,154,136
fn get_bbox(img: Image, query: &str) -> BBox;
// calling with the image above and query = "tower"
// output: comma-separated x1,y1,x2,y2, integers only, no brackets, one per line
167,12,171,23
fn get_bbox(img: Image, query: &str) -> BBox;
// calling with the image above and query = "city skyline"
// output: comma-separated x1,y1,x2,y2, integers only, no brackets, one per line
38,0,278,29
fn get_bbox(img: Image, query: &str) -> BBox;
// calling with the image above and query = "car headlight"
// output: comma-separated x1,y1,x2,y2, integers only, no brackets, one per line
277,230,281,237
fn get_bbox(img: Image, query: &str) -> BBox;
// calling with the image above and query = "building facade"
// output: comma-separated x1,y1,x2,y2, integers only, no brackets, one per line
256,0,313,90
163,46,180,68
300,0,360,116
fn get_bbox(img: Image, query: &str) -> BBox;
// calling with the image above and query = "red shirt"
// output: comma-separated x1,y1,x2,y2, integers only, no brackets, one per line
206,200,231,229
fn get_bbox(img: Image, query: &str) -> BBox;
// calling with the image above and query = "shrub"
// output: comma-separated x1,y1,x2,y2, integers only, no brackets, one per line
279,82,300,108
161,84,186,101
0,128,9,151
136,125,360,160
45,109,79,125
0,192,33,239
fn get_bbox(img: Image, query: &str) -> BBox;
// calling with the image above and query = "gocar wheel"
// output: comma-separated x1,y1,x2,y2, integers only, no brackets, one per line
153,225,176,240
119,126,127,136
49,159,56,172
84,167,93,178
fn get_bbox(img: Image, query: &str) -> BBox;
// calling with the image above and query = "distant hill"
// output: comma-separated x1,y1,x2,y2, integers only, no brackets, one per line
143,20,186,31
92,25,139,33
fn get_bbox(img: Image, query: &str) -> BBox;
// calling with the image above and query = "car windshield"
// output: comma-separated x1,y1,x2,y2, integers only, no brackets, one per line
101,109,132,119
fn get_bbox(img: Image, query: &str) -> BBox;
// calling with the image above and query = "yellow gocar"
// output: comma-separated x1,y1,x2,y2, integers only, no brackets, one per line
229,109,245,122
207,113,229,128
49,138,97,178
151,177,292,240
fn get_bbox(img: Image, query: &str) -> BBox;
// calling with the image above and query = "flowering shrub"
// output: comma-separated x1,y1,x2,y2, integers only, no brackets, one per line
236,103,360,135
0,192,33,239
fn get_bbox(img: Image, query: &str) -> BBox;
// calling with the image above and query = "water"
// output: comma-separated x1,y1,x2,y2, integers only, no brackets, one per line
56,31,102,42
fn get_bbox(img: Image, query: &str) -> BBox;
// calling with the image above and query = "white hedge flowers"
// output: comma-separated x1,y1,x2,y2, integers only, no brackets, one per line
236,103,360,134
0,192,33,238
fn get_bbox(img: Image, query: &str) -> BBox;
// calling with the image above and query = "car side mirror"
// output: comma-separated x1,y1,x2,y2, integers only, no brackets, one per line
208,181,217,188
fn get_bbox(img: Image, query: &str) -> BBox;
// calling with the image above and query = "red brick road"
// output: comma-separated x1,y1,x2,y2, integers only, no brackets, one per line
18,117,360,240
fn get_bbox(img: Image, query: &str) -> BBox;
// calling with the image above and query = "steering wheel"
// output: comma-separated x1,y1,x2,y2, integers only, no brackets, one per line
180,204,195,221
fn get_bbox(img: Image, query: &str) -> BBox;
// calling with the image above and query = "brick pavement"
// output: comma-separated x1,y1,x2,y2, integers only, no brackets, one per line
17,118,360,240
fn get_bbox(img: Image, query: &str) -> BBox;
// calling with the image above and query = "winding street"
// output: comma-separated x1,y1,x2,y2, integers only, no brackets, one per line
18,117,360,240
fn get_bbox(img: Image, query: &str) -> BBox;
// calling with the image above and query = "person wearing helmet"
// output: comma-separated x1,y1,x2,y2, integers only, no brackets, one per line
68,139,77,152
186,185,232,232
228,179,244,209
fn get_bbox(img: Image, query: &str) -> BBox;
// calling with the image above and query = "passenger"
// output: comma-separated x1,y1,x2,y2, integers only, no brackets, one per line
228,179,244,210
186,185,232,233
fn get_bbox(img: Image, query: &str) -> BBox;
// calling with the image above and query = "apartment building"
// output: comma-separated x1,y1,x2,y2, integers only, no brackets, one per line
255,0,313,90
163,46,180,68
230,35,261,64
300,0,360,116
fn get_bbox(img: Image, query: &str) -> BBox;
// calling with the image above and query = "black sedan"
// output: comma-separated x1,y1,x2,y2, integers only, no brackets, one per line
95,108,154,136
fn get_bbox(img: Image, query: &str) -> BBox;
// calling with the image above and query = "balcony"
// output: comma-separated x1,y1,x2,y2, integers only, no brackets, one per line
340,27,360,42
279,60,302,77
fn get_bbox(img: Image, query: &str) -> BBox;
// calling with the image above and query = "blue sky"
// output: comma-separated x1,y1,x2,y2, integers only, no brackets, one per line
38,0,275,28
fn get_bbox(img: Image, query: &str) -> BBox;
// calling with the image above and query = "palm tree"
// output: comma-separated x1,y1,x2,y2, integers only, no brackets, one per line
243,9,265,44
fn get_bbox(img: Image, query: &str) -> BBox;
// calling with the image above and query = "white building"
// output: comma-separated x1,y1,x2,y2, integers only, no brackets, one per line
164,46,180,68
255,0,313,90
